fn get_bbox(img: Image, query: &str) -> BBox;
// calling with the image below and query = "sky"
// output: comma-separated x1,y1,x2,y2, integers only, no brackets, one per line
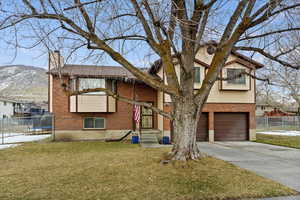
0,47,48,68
0,0,236,69
0,1,281,70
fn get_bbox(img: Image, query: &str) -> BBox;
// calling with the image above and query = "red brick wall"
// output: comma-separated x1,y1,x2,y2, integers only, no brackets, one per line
52,76,157,130
163,103,256,130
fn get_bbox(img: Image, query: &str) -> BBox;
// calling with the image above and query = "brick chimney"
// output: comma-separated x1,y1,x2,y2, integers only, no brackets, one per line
48,50,64,113
48,50,64,71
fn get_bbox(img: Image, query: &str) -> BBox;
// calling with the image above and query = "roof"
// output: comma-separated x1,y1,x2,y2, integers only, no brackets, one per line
149,42,264,75
50,65,148,82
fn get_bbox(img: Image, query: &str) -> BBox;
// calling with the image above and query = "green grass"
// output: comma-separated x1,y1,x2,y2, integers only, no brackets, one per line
0,141,296,200
257,133,300,149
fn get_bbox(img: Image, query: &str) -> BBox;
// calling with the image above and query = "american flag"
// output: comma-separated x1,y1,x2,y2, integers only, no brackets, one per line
133,105,140,124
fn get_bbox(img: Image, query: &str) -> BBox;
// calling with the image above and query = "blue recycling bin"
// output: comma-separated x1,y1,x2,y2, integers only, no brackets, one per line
131,136,139,144
162,136,170,144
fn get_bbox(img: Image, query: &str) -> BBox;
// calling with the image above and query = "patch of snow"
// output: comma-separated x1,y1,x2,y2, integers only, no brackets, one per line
2,133,23,138
0,144,19,150
258,131,300,136
4,134,50,144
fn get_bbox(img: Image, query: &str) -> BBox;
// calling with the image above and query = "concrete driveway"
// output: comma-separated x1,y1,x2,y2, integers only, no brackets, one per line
198,142,300,192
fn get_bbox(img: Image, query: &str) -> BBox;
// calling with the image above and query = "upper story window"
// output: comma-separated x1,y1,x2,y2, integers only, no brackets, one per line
70,79,77,92
227,68,246,84
194,67,201,83
79,78,105,95
70,78,117,95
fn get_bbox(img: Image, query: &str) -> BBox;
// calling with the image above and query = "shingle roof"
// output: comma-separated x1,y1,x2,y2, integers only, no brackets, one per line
50,65,148,81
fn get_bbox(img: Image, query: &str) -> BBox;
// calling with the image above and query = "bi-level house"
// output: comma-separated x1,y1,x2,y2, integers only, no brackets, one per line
48,45,263,142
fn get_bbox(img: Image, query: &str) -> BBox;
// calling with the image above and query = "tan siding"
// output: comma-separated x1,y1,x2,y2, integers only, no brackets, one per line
206,83,255,103
70,95,76,112
162,46,255,104
77,95,107,112
108,96,116,112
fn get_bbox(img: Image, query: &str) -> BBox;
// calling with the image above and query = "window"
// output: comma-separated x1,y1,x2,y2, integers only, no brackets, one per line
83,117,105,129
3,101,7,106
227,68,246,84
79,78,105,94
111,80,117,93
70,78,77,92
194,67,201,83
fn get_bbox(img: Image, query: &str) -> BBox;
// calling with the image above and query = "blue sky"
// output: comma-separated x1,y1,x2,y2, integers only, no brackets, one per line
0,47,48,68
0,1,273,69
0,0,237,69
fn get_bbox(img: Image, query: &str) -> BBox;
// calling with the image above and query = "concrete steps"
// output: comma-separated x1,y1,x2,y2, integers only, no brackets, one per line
140,132,161,148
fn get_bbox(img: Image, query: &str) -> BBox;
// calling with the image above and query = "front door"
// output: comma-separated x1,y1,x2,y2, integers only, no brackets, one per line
141,103,153,129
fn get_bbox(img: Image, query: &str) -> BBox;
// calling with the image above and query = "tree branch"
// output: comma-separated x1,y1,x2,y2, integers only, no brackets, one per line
217,71,272,84
103,35,147,42
234,46,300,69
64,0,103,11
74,0,95,33
240,27,300,41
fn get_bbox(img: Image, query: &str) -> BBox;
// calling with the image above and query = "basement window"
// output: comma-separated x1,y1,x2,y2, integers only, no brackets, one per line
83,117,105,129
227,68,246,84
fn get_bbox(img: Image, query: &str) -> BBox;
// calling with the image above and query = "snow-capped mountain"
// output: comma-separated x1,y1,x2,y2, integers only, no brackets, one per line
0,65,48,102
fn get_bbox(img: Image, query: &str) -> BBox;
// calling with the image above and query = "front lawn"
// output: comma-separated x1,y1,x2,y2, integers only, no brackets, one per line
257,133,300,149
0,141,295,200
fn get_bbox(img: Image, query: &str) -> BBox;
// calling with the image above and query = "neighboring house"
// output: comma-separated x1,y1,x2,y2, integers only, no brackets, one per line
14,102,47,117
0,98,14,118
48,45,263,142
263,108,290,117
256,103,297,116
0,97,23,118
256,104,275,116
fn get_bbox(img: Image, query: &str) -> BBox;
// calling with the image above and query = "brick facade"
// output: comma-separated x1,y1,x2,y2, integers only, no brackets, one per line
52,76,157,131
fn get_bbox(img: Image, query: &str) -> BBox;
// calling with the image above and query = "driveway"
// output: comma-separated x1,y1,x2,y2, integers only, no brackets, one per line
198,142,300,192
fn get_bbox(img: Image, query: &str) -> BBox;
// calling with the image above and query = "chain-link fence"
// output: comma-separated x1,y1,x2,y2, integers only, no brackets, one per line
0,115,53,145
256,116,300,131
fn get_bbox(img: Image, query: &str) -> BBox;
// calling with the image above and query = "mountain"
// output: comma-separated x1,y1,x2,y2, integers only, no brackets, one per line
0,65,48,102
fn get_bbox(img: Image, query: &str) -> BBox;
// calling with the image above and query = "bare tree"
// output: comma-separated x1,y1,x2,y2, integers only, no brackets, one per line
262,62,300,115
1,0,300,161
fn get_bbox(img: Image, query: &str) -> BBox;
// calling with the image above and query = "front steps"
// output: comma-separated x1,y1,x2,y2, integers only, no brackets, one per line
139,130,161,148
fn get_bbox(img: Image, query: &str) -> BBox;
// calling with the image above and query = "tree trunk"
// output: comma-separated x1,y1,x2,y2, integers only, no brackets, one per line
169,97,203,161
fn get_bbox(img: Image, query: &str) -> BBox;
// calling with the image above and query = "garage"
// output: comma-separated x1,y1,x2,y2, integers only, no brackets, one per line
196,112,208,141
214,112,248,141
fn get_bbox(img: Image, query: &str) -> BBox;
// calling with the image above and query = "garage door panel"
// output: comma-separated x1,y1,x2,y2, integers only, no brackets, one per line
196,113,208,141
214,113,248,141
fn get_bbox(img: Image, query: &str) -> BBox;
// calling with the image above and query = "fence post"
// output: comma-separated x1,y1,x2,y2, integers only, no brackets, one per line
52,115,55,142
